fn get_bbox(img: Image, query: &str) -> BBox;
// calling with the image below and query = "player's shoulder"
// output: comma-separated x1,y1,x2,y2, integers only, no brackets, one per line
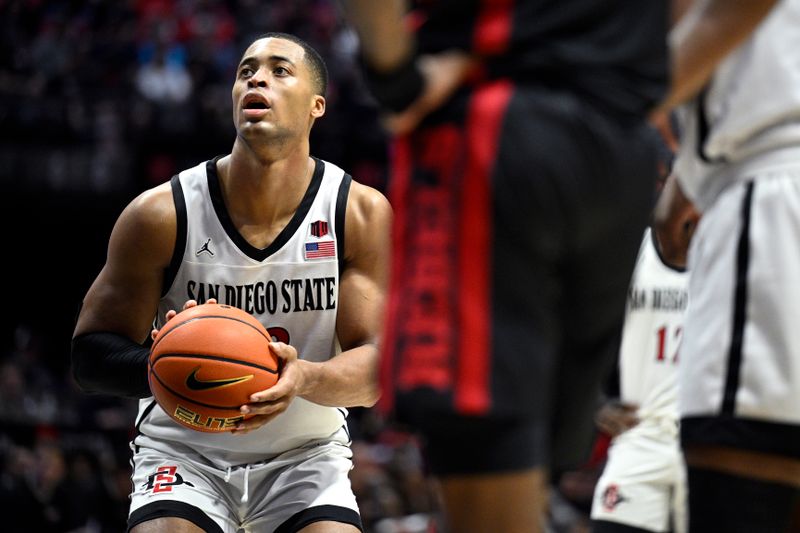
127,181,176,226
339,176,392,263
347,179,392,221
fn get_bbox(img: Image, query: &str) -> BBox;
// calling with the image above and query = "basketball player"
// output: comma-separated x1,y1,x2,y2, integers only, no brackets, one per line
654,0,800,530
590,179,694,532
342,1,668,531
70,33,392,532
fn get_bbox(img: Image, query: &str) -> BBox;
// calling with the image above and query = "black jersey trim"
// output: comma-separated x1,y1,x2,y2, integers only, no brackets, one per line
134,399,158,437
274,505,363,533
335,173,352,275
722,181,754,415
127,501,223,533
162,174,187,297
682,416,800,459
695,87,728,165
649,225,686,273
206,157,325,262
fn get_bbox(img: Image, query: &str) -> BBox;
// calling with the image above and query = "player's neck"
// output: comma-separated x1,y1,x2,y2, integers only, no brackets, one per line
219,144,315,226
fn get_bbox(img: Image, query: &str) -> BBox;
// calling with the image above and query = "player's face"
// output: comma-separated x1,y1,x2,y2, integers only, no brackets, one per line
232,38,325,141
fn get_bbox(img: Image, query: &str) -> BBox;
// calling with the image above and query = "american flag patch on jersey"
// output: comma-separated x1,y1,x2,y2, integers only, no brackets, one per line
304,240,335,260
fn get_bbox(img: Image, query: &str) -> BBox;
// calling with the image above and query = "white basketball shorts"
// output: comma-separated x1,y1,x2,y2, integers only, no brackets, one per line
128,437,361,532
680,168,800,458
590,419,686,532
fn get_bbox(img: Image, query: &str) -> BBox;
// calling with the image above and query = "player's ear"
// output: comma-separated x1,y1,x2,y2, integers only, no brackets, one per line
311,95,325,119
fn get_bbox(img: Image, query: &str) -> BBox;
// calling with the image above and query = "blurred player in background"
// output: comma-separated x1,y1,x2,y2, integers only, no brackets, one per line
342,1,669,531
591,173,696,533
71,32,391,532
655,0,800,530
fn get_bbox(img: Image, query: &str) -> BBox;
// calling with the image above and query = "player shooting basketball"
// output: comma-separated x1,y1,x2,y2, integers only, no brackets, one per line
71,32,392,533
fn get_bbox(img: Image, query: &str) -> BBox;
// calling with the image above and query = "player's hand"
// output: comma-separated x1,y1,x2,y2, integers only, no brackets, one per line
648,108,679,154
595,400,640,437
150,298,217,341
383,51,475,136
234,342,307,434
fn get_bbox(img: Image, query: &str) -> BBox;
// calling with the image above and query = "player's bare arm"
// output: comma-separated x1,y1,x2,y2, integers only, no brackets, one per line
341,0,474,135
653,173,700,269
71,184,176,396
234,182,392,433
657,0,779,112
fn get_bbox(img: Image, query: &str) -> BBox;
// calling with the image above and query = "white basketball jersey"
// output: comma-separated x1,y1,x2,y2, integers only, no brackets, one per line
135,157,352,467
672,0,800,211
619,229,689,421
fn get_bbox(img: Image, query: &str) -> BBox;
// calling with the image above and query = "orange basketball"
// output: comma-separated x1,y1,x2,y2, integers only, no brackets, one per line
148,303,279,433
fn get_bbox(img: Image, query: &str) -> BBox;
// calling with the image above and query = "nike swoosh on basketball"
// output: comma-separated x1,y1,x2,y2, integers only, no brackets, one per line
185,368,254,391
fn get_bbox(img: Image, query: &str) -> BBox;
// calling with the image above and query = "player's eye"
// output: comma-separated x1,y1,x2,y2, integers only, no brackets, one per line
240,67,254,78
274,66,289,76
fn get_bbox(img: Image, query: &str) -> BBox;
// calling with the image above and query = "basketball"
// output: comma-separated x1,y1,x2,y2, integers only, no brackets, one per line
148,303,279,433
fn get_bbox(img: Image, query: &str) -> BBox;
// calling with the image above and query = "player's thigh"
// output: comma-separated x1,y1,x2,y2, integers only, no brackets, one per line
495,87,657,469
439,468,549,533
130,517,207,533
129,447,236,533
298,522,361,533
245,442,362,532
687,466,800,533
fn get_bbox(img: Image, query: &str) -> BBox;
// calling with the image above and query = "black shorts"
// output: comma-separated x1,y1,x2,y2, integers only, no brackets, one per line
380,81,658,474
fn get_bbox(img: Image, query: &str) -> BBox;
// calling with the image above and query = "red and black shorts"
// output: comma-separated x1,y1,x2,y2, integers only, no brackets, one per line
380,81,659,475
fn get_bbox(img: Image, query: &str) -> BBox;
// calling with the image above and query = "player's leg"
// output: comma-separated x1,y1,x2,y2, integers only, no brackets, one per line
128,446,237,533
679,174,800,532
130,517,208,533
383,81,555,532
297,522,361,533
439,469,548,533
244,434,363,533
686,464,800,533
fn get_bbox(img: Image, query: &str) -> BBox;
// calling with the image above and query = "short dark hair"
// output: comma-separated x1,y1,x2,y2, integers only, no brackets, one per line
258,32,328,97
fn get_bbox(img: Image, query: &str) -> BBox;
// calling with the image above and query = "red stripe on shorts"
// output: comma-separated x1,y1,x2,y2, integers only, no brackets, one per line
377,137,412,416
456,80,513,414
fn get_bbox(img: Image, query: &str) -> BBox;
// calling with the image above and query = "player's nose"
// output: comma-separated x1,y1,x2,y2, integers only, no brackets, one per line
247,69,268,88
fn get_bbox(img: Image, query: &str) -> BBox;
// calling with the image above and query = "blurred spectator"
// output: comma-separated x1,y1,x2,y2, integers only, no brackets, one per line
135,43,193,104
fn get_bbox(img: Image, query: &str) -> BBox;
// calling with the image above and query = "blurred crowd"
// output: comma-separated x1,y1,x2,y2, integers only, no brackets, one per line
0,0,388,195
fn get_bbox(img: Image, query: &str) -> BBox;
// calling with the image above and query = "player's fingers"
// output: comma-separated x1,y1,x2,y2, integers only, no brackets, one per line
269,342,298,363
182,299,199,311
151,328,159,341
233,408,286,433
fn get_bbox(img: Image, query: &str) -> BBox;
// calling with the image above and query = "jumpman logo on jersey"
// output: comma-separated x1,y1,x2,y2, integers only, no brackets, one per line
196,238,214,257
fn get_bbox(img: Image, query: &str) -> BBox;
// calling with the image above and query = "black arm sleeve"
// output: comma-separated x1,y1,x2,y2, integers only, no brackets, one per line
361,54,425,113
71,331,151,399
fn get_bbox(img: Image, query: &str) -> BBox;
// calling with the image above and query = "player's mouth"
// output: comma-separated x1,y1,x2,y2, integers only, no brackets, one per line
242,93,271,119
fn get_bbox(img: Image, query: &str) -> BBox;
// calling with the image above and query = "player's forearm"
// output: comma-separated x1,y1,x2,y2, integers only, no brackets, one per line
298,344,380,408
341,0,413,72
71,331,151,398
658,0,779,112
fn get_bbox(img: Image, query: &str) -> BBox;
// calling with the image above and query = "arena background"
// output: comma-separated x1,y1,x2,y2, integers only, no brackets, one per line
0,1,600,531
